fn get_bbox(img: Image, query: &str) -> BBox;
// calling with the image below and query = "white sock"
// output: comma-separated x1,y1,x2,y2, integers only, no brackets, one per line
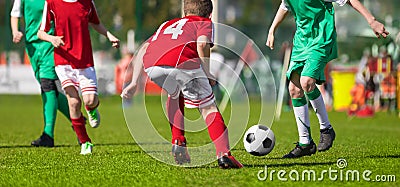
309,95,332,130
293,104,311,145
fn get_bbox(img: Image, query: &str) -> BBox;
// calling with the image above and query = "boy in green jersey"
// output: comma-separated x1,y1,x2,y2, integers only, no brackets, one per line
266,0,388,158
10,0,78,147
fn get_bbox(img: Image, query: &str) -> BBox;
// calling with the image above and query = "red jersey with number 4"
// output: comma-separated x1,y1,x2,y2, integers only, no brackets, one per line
40,0,100,69
143,16,214,69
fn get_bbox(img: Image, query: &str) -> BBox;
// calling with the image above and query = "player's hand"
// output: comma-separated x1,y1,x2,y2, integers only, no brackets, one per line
207,74,217,86
369,20,389,38
12,31,23,43
121,83,137,99
107,32,120,48
266,32,275,50
51,36,65,48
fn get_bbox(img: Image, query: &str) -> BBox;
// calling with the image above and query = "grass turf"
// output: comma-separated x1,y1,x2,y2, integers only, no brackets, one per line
0,95,399,186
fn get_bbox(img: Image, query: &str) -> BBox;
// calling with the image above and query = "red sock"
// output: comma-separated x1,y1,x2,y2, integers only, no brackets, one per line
85,100,100,111
206,112,230,155
167,95,186,144
71,115,91,143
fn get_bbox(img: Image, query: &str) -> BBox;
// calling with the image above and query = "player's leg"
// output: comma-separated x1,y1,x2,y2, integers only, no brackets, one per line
198,103,242,169
145,66,190,164
28,45,57,147
300,61,335,152
166,94,186,144
56,65,92,154
283,72,316,158
179,68,241,168
64,86,92,154
80,67,100,128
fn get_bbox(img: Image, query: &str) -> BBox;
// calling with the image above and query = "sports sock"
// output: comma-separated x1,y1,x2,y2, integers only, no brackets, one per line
42,91,58,138
71,115,91,143
205,112,230,155
306,88,332,130
167,96,186,144
57,92,70,120
292,97,312,145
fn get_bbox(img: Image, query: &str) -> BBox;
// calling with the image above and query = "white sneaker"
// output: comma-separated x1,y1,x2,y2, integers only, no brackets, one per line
86,109,100,128
80,142,93,155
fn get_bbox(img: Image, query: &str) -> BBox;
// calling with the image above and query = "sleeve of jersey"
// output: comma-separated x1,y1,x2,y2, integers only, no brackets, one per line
39,1,53,32
197,21,214,47
89,0,100,24
10,0,22,17
279,1,289,11
325,0,348,6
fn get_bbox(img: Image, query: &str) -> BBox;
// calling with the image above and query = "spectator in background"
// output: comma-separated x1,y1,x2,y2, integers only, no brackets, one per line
115,44,134,106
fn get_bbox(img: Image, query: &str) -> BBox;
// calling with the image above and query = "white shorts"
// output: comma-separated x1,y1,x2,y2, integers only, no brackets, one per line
55,65,98,95
145,66,215,108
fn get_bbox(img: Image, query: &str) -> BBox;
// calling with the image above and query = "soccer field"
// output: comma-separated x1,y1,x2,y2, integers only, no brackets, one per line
0,95,399,186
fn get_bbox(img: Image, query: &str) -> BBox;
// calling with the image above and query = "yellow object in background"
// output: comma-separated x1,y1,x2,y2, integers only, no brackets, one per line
331,71,356,111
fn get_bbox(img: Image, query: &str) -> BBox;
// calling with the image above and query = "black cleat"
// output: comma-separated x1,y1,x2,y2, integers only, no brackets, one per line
171,140,191,164
318,127,336,152
31,133,54,147
283,141,317,158
217,154,243,169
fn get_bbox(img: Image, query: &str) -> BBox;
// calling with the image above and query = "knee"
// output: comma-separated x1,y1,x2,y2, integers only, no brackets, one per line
40,78,57,93
68,98,81,110
288,84,304,98
200,103,218,118
300,77,316,93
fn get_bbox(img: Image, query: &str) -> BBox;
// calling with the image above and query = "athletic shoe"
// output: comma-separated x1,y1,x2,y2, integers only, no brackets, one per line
86,109,100,128
283,141,317,158
318,127,336,152
80,142,93,155
31,132,54,147
171,140,191,164
217,153,243,169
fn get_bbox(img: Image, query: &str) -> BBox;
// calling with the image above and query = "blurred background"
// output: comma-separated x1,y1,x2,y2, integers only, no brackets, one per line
0,0,399,115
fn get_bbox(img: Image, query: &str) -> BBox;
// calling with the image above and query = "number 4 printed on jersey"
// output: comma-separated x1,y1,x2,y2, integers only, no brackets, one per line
152,19,189,41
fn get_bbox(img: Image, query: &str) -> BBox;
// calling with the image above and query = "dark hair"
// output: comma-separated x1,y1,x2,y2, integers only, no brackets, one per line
184,0,213,18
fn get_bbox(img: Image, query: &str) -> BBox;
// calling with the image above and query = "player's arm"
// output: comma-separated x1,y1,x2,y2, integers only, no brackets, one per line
266,3,288,50
197,35,216,86
10,0,23,43
37,1,64,48
37,30,64,48
90,23,120,48
120,42,149,99
346,0,389,38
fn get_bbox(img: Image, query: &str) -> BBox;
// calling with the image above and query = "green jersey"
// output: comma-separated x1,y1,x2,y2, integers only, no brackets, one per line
11,0,54,43
11,0,57,80
283,0,338,62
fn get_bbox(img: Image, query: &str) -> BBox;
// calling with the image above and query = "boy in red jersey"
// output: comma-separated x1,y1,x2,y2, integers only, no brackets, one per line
38,0,120,154
121,0,242,169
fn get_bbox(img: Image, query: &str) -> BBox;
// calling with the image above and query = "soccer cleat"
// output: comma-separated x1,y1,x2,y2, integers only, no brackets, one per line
171,140,191,164
283,141,317,158
318,127,336,152
86,109,100,128
80,142,93,155
31,132,54,147
217,153,243,169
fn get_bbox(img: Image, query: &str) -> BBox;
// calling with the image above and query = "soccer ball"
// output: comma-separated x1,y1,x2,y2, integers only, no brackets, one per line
243,124,275,156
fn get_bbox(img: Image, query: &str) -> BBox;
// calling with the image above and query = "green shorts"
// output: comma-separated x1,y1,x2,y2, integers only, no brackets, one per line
286,58,328,85
25,42,57,81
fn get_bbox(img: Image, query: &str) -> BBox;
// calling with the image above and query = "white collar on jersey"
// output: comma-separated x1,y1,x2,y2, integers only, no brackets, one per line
63,0,78,2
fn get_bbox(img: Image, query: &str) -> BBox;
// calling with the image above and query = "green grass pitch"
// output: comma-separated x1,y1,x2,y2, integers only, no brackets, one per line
0,95,399,186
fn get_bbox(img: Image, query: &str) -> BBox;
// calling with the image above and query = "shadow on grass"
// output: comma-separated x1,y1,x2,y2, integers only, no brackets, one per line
243,161,336,168
363,154,400,159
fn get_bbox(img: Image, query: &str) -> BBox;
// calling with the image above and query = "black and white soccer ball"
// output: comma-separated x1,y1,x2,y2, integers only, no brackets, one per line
243,124,275,156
